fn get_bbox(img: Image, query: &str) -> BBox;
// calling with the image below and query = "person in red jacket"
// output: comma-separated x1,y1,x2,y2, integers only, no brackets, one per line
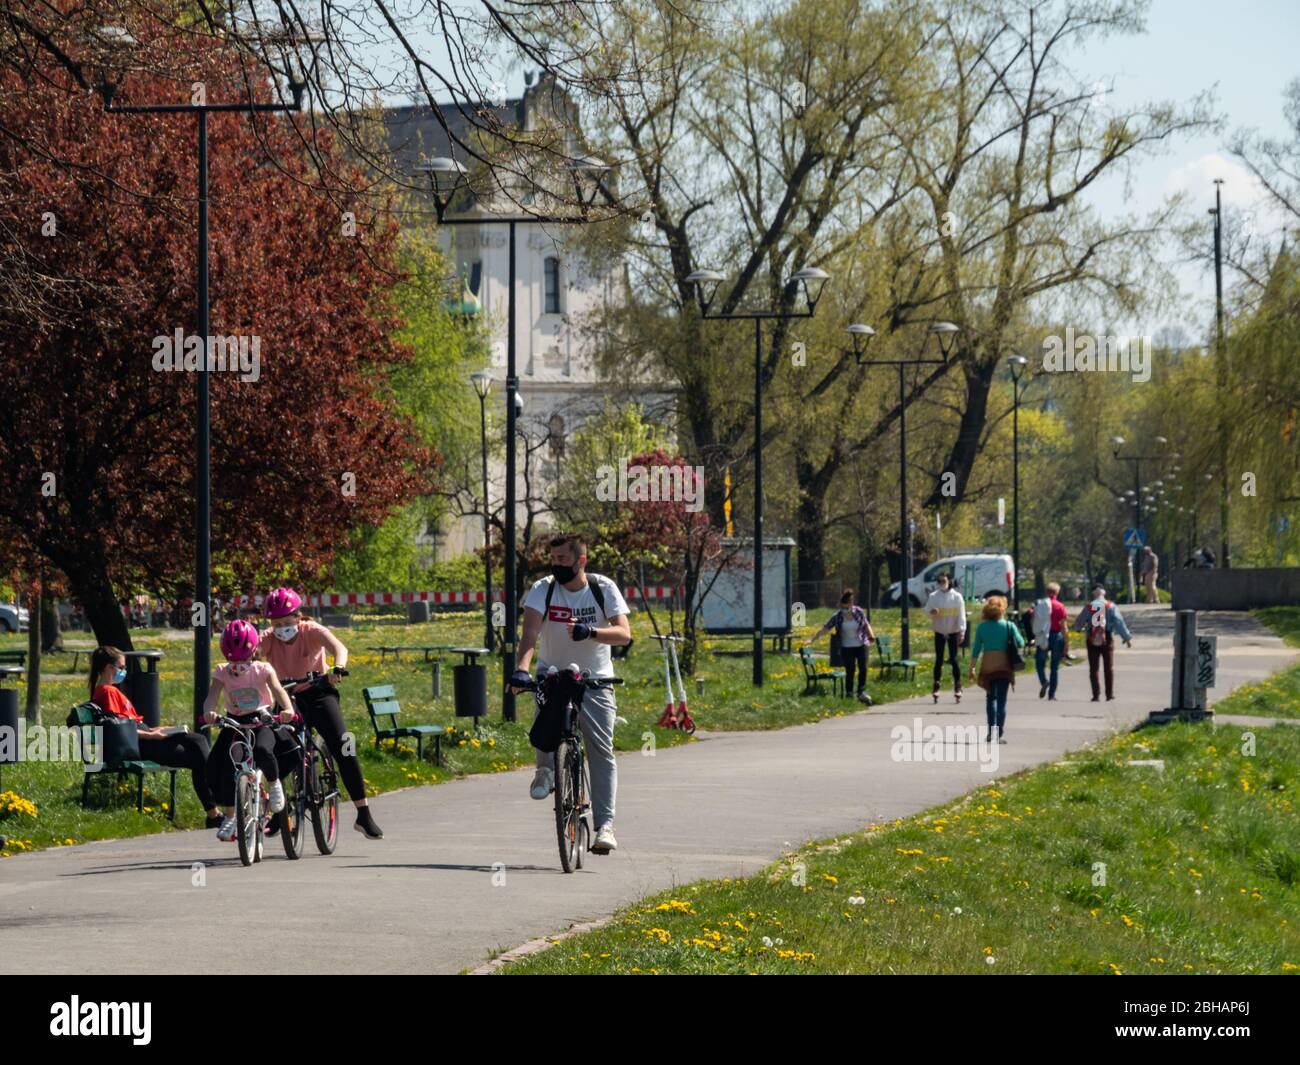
88,646,222,826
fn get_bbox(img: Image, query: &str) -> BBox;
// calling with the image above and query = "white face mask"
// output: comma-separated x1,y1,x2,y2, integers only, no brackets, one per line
274,625,298,642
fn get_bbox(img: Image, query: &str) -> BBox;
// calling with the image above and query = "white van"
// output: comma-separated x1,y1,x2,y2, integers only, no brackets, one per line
885,554,1015,606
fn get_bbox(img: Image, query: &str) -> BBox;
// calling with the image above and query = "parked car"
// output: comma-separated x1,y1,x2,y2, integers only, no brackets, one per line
885,553,1015,607
0,603,30,633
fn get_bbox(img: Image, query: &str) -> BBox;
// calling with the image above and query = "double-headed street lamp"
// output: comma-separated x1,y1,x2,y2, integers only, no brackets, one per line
419,156,610,720
1111,435,1175,600
93,24,316,730
470,370,495,652
848,321,961,659
685,267,830,687
1008,356,1029,611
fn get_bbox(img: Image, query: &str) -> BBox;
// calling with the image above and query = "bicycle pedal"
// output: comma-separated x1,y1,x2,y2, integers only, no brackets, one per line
588,844,611,855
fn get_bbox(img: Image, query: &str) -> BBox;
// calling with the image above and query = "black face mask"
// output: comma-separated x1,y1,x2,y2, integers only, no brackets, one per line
551,563,578,584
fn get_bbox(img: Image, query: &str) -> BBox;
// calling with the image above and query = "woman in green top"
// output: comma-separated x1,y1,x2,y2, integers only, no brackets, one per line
967,595,1025,744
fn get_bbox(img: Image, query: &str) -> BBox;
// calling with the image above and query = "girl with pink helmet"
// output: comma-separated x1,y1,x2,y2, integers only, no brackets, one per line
258,587,382,840
202,618,296,843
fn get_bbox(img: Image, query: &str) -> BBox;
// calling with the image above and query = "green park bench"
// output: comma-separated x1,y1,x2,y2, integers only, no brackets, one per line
368,645,444,663
70,702,177,819
362,685,445,764
874,634,918,681
798,646,844,696
0,650,27,670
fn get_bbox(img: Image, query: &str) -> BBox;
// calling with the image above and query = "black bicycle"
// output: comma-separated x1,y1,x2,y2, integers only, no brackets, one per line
276,670,345,858
518,670,622,873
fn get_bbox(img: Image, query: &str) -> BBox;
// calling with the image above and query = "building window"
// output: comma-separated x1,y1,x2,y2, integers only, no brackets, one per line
468,260,482,296
544,256,561,314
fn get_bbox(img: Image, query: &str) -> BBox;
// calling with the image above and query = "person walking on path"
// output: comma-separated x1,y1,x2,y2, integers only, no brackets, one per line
805,589,876,703
1140,546,1159,603
924,572,966,703
1072,585,1133,701
1027,582,1070,701
967,596,1025,744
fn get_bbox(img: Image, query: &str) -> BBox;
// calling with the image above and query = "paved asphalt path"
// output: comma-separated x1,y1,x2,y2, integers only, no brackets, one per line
1,605,1294,974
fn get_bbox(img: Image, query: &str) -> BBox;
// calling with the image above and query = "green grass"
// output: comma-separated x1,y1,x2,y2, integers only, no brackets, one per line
1256,606,1300,649
500,666,1300,975
0,607,935,857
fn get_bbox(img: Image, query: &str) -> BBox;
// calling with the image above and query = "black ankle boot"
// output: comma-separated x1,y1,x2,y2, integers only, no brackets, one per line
354,807,384,839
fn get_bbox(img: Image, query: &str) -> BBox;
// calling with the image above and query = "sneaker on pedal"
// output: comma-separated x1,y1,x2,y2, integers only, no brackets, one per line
268,780,286,813
529,767,554,800
592,824,618,853
216,816,237,842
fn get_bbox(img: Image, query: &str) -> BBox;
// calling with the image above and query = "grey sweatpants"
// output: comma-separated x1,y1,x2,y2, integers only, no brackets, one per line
532,679,618,829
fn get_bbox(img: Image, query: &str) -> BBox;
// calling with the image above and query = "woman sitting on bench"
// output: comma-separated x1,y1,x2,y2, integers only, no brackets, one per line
89,646,222,827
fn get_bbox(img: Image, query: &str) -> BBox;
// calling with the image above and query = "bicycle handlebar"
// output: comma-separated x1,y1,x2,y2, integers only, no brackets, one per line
512,674,623,692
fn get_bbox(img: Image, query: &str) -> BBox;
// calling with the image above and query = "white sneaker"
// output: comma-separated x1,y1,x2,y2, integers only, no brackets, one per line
269,780,286,813
216,816,237,842
593,824,618,852
530,767,554,800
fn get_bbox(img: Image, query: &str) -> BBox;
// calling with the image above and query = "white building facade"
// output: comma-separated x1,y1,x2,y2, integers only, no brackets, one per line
384,77,672,560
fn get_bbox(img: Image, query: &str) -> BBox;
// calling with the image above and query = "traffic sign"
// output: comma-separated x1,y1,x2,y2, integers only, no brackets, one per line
1123,527,1145,548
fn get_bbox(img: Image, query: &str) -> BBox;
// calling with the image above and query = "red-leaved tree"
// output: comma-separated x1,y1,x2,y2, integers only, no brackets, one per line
0,25,434,648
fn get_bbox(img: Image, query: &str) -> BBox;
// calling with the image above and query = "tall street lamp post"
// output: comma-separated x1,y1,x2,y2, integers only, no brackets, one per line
1111,436,1174,600
849,321,961,659
1008,356,1029,611
470,370,495,651
685,267,830,687
94,24,314,730
419,157,610,720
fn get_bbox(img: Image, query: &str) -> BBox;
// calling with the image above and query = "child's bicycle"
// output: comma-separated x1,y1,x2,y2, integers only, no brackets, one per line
214,710,281,867
275,670,344,859
516,669,623,873
652,633,695,734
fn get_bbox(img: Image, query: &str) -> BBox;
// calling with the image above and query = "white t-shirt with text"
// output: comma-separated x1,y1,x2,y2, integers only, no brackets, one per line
522,573,630,678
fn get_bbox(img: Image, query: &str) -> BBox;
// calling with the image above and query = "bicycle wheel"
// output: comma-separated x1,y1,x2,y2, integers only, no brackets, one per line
554,740,582,873
235,773,257,867
310,741,339,855
280,761,306,860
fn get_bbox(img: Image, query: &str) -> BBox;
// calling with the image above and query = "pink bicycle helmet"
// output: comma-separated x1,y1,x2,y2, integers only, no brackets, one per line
264,587,302,620
220,619,260,662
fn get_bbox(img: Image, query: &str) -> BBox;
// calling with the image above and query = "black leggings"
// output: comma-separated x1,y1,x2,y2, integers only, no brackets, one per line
138,732,215,810
206,722,282,807
933,632,962,690
295,685,366,803
842,645,868,695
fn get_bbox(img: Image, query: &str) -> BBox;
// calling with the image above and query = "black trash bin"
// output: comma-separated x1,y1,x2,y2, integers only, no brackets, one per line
121,650,163,728
450,647,489,722
408,601,430,624
0,665,22,778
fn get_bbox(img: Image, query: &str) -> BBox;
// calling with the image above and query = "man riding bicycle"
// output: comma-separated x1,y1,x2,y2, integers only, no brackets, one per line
511,533,631,853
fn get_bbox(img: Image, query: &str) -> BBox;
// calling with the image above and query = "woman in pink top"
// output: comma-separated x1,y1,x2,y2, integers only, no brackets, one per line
259,588,381,839
202,620,296,842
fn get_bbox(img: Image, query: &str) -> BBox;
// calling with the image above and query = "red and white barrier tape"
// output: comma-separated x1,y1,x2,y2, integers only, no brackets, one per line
220,587,683,609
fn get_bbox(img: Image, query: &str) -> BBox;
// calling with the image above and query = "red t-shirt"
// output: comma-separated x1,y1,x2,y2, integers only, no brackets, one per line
1049,597,1068,633
93,684,142,722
